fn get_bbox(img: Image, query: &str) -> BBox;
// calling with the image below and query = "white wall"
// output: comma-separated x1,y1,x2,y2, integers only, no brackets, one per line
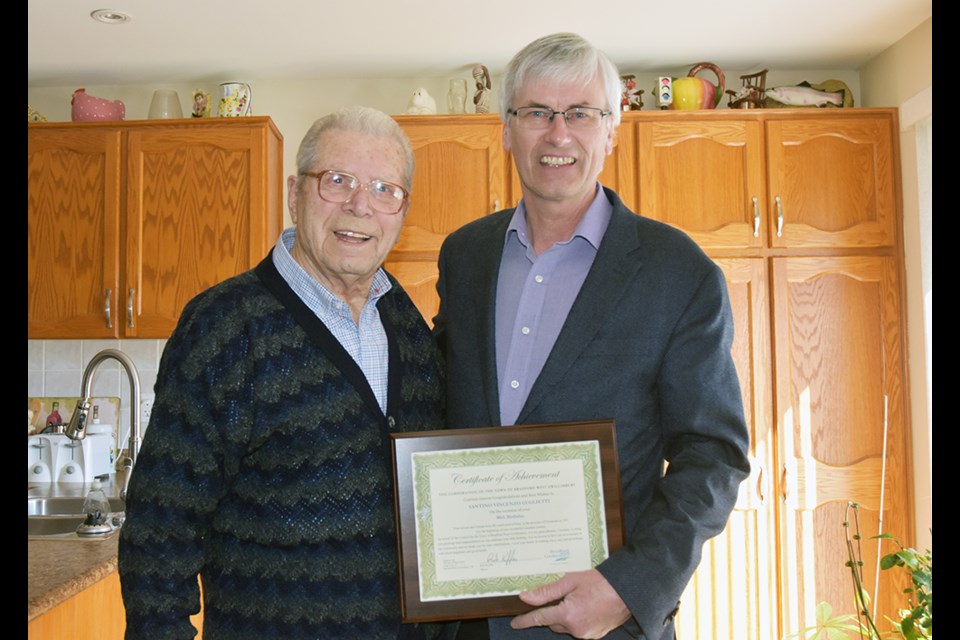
859,17,933,551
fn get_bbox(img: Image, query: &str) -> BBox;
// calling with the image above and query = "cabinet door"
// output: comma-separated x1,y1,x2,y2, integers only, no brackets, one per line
28,128,122,338
677,258,778,640
635,119,765,249
766,116,898,248
388,117,509,323
125,125,272,337
772,256,912,637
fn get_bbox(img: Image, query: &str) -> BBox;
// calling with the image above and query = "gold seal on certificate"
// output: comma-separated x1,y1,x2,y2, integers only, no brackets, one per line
390,420,624,622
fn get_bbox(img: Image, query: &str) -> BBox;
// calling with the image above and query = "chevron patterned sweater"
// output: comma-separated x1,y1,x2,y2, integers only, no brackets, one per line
118,255,445,640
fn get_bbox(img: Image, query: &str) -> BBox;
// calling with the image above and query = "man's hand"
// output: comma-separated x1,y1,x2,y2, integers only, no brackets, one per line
510,569,631,639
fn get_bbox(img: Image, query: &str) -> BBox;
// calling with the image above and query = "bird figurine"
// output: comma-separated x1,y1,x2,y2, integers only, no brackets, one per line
405,88,437,115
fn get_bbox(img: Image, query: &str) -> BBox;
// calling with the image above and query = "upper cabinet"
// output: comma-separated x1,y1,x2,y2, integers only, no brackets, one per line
28,117,283,339
765,115,898,248
28,127,124,338
635,115,765,249
630,110,899,250
388,115,510,323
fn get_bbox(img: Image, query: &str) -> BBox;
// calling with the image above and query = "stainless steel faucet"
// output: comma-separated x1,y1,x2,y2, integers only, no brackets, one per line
66,348,142,499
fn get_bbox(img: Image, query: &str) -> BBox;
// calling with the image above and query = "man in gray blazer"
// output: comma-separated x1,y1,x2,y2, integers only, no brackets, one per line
432,33,751,640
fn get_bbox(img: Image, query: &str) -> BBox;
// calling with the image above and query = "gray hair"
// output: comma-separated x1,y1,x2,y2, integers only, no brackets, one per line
295,106,416,191
498,32,622,127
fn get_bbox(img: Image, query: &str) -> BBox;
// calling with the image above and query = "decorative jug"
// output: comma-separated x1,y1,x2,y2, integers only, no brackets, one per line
670,63,725,110
71,89,125,121
217,82,252,117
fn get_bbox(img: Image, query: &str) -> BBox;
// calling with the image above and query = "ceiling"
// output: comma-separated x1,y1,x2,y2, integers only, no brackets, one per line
27,0,932,88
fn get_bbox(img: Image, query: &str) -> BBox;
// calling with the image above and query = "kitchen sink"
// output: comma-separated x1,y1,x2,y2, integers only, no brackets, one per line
27,496,125,537
27,496,125,516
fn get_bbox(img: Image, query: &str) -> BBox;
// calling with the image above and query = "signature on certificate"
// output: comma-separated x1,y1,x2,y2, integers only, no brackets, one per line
483,548,519,567
546,548,571,563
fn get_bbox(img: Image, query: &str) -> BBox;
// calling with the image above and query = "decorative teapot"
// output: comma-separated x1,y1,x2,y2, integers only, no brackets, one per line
670,63,725,110
71,89,125,121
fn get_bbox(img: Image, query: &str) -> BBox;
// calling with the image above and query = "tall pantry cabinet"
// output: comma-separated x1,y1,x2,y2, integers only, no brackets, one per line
632,109,910,638
28,116,283,339
392,108,913,640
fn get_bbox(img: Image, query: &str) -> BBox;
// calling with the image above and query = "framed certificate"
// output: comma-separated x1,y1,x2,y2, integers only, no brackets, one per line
390,420,624,623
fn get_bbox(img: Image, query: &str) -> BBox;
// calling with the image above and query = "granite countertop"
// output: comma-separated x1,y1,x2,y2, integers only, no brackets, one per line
27,472,127,622
27,535,119,621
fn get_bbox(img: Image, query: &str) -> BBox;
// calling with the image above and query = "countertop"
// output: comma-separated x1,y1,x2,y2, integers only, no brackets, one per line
27,472,126,622
27,535,119,621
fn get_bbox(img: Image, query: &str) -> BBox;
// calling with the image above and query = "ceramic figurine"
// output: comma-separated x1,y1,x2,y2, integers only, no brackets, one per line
192,89,211,117
405,88,437,115
28,105,47,123
766,85,844,107
472,64,492,113
620,75,643,110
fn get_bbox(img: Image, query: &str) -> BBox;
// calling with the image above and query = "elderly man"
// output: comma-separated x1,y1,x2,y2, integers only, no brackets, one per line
434,34,750,640
119,106,445,640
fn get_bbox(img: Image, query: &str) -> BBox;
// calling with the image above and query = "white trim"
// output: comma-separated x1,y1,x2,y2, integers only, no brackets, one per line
900,86,932,129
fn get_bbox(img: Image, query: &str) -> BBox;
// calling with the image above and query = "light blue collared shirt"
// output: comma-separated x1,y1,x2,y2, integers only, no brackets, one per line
495,185,612,425
272,227,392,413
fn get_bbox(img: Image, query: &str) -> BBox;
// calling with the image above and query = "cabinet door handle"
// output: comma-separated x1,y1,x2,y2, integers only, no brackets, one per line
780,463,789,502
104,289,113,329
776,195,784,237
493,199,501,212
752,197,760,238
127,288,135,329
756,465,765,505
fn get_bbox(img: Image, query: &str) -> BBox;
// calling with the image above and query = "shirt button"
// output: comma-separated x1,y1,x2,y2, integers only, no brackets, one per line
521,326,530,335
510,380,520,389
534,275,544,283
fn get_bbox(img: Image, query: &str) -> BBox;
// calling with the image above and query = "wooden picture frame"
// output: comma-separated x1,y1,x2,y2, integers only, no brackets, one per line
390,420,624,622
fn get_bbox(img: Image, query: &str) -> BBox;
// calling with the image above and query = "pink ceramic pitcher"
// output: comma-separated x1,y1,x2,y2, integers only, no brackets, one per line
71,89,125,121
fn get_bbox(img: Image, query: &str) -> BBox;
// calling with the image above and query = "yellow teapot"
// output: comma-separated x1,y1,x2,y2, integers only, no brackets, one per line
670,62,725,110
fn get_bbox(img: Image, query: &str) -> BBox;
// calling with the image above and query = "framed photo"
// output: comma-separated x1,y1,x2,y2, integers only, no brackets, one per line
391,420,624,622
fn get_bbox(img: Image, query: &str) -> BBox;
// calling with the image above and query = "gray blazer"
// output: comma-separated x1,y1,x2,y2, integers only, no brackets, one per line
433,187,751,640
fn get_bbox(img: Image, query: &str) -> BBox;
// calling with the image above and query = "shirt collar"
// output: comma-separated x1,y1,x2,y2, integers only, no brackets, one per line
506,183,612,250
272,227,392,313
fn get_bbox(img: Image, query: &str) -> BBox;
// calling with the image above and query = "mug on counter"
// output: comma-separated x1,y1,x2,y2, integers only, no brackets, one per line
217,82,252,117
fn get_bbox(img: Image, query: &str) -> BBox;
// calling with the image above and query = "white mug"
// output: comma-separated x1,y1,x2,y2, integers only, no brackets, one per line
217,82,252,117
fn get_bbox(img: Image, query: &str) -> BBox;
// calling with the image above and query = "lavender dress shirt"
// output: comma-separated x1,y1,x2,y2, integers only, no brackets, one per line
495,185,612,425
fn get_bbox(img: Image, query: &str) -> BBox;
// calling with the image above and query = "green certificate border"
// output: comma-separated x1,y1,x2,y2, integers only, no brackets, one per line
391,420,623,623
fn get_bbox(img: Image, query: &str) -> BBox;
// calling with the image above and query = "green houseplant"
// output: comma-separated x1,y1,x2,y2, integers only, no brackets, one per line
786,503,932,640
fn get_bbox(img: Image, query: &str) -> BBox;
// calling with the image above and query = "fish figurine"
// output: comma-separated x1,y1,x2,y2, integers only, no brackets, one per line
765,86,843,107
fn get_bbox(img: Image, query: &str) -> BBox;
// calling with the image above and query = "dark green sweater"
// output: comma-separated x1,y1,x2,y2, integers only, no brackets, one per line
118,255,445,640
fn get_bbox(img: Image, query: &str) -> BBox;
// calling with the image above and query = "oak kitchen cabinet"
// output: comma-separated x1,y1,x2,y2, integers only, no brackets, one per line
28,116,283,339
28,568,205,640
390,109,913,640
633,110,898,251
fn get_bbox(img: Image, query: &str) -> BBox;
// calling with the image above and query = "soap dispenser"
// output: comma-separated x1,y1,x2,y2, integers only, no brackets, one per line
77,478,113,536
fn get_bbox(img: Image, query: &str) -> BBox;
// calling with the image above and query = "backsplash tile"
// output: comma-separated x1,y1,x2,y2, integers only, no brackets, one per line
28,339,165,444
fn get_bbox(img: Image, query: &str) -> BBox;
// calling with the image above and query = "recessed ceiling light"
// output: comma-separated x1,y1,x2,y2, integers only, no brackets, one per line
90,9,131,24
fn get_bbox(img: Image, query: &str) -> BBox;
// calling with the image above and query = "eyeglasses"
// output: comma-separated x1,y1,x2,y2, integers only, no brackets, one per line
507,106,611,130
302,169,409,214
